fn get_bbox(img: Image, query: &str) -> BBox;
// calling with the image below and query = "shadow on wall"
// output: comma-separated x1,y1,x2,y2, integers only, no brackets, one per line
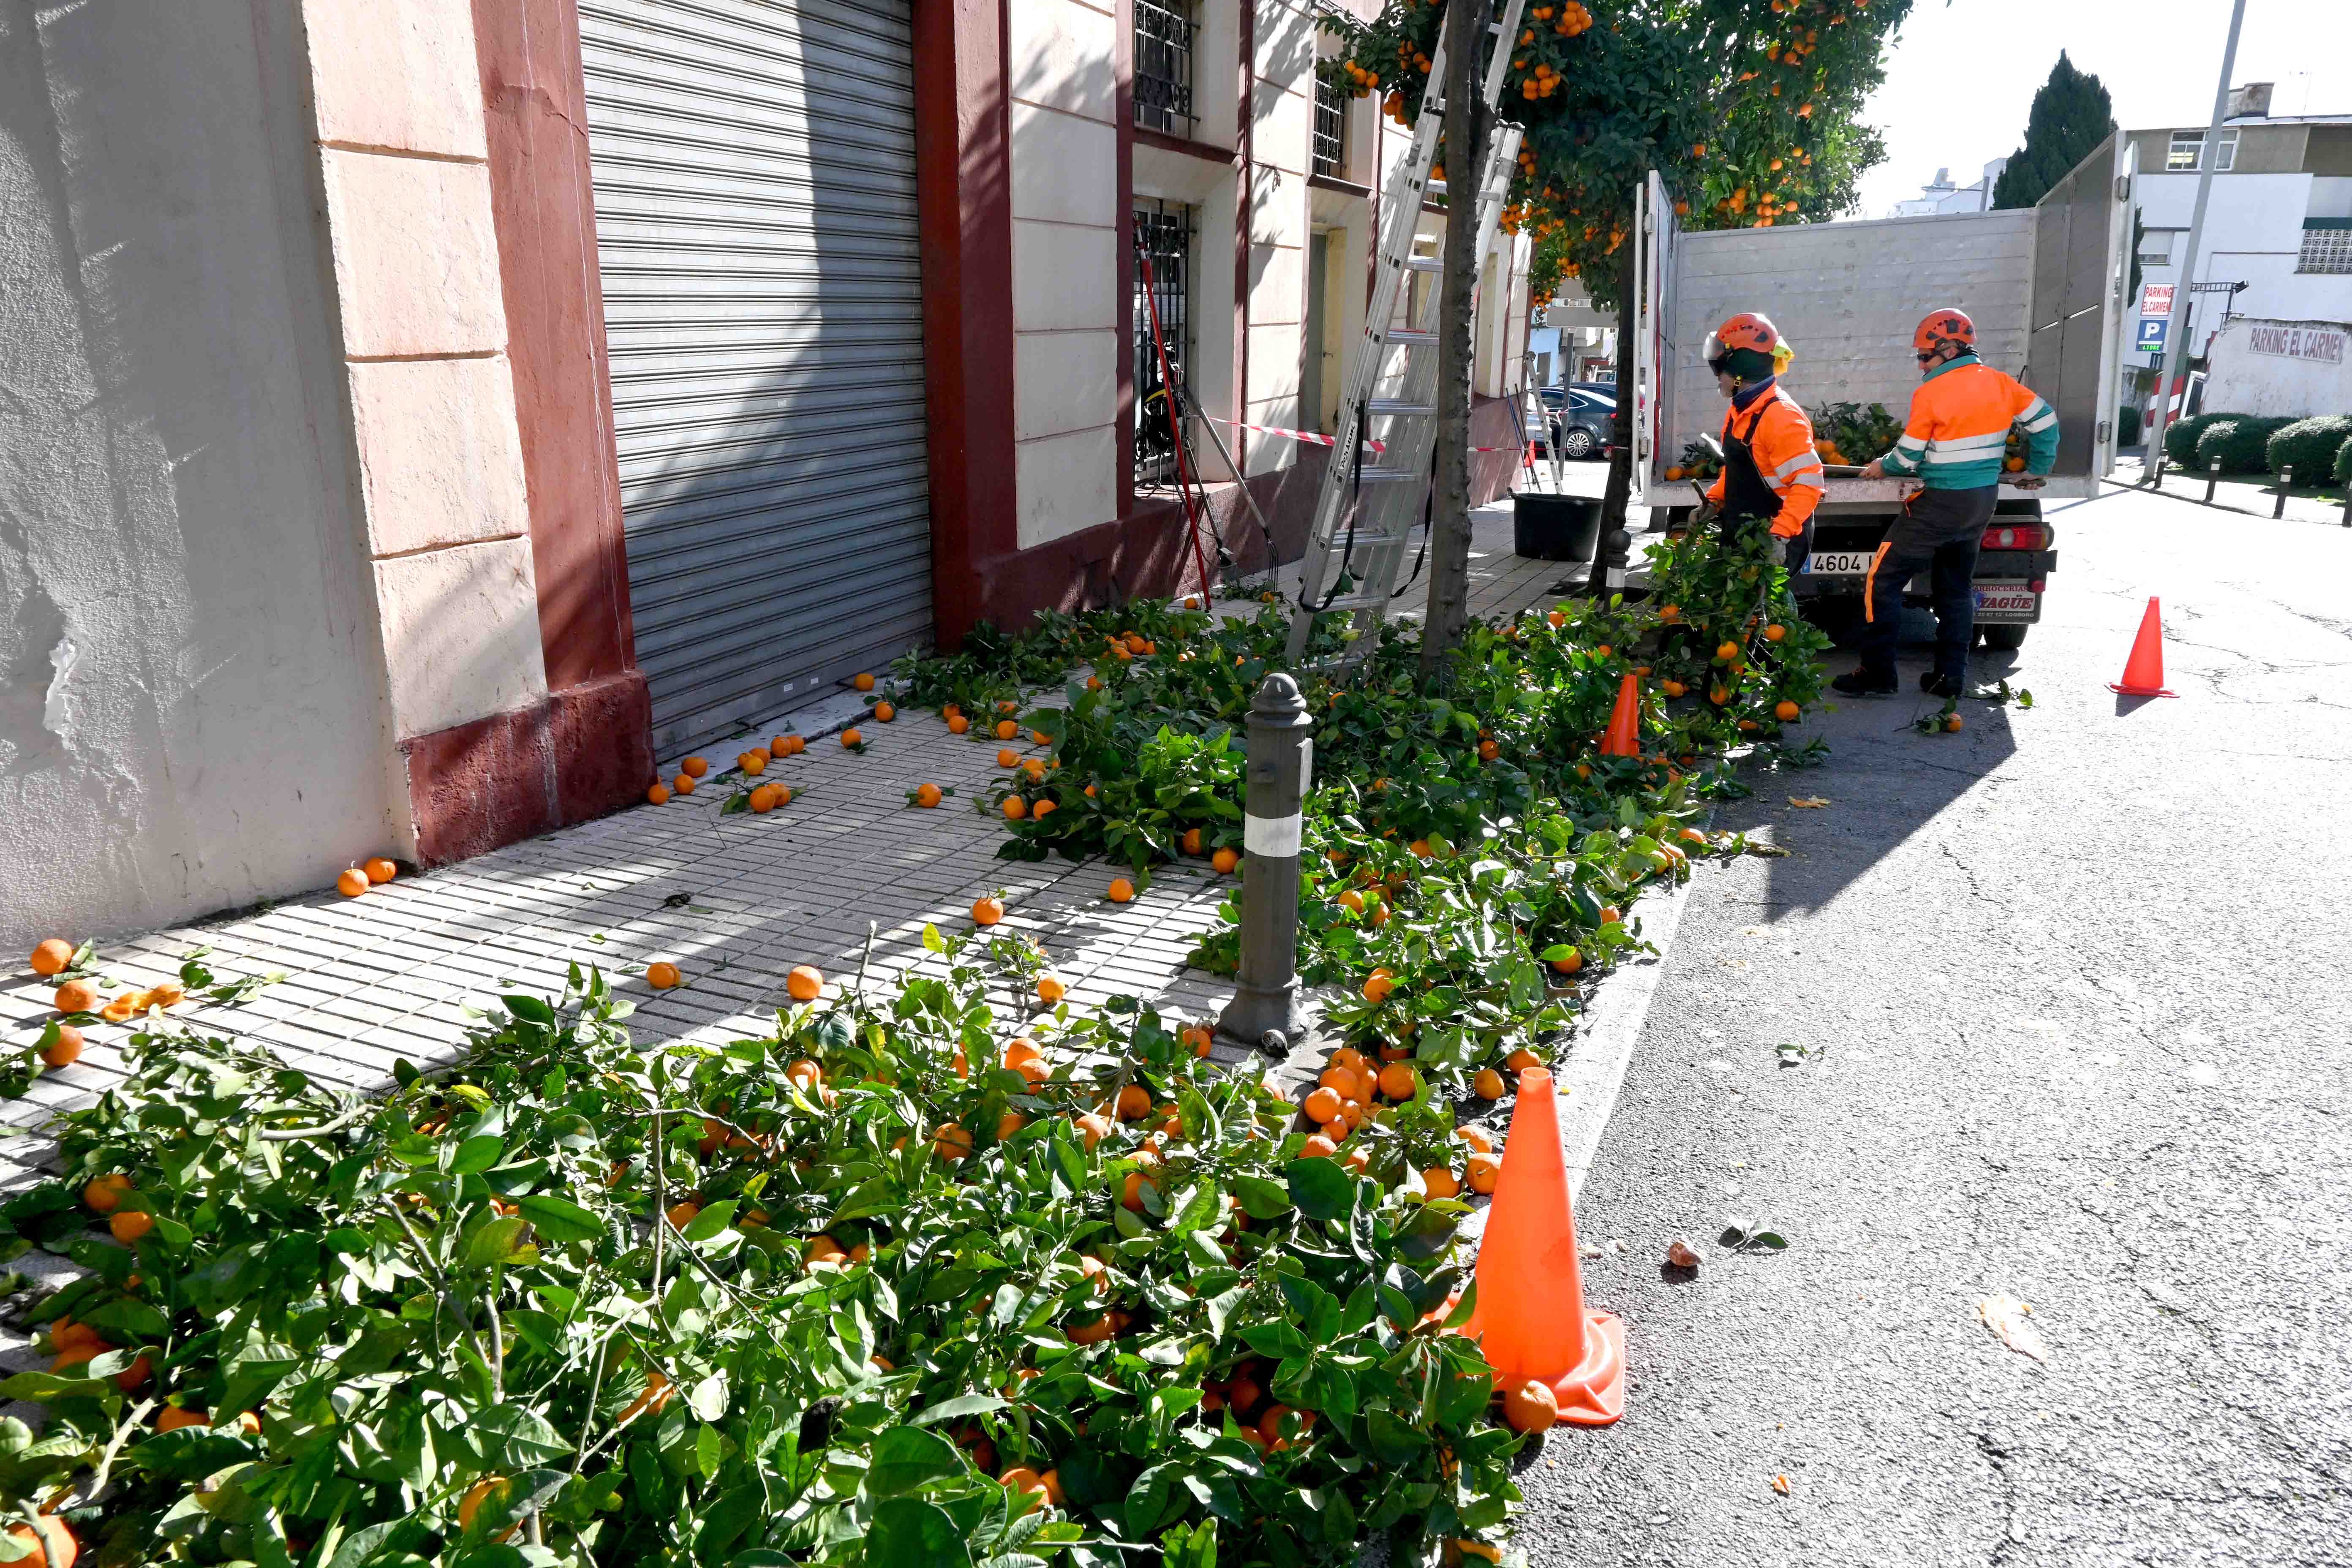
576,0,940,760
0,0,406,950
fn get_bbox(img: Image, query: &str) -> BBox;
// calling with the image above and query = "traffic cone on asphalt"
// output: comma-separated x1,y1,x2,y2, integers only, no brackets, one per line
2108,597,2177,698
1463,1067,1626,1425
1599,672,1642,758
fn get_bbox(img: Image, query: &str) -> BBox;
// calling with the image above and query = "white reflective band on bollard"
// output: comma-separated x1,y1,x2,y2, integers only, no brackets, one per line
1244,812,1303,859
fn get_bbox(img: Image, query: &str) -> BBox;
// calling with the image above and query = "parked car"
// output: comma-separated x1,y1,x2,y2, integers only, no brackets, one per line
1536,387,1615,460
1566,380,1620,402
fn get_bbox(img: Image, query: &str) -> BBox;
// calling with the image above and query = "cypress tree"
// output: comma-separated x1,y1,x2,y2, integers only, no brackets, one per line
1992,52,2116,210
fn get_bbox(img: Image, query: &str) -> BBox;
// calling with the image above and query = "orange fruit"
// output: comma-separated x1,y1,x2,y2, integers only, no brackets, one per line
1377,1062,1418,1101
1422,1166,1460,1200
996,720,1018,740
645,961,681,989
1075,1112,1112,1151
53,979,98,1015
1548,610,1567,628
1034,798,1057,819
115,1353,152,1391
1337,889,1364,915
1763,624,1787,642
1304,1086,1342,1123
673,773,696,795
1505,1047,1541,1073
1363,973,1395,1005
1300,1134,1338,1159
109,1210,154,1244
1181,1024,1214,1057
804,1235,848,1269
1946,713,1964,732
840,728,863,747
82,1174,130,1213
156,1405,208,1432
853,672,876,691
1211,847,1239,874
1456,1124,1495,1153
336,868,369,898
738,752,767,775
1106,877,1135,903
1181,827,1204,856
1064,1314,1115,1346
914,783,943,808
948,714,970,734
1473,1067,1506,1100
1030,729,1050,746
875,702,897,722
4,1517,76,1568
1551,949,1584,975
1658,604,1681,621
617,1371,675,1424
31,939,75,976
1001,797,1028,821
1478,740,1500,762
458,1476,510,1534
1599,906,1622,926
786,965,823,1002
1037,975,1066,1004
972,896,1004,925
1000,1465,1051,1512
1662,680,1686,698
1502,1379,1560,1432
645,782,671,805
41,1026,83,1068
1775,700,1801,721
1120,1170,1154,1211
1716,640,1740,662
681,757,709,778
1410,839,1434,859
1467,1151,1501,1192
748,784,778,814
996,748,1019,768
1040,1467,1066,1505
933,1124,974,1162
1115,1083,1152,1120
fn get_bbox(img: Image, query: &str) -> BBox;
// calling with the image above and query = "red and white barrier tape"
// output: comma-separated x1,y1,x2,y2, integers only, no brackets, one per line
1204,414,1532,457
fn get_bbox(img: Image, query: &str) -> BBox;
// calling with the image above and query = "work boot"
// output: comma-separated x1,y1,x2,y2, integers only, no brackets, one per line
1831,668,1898,697
1919,671,1964,699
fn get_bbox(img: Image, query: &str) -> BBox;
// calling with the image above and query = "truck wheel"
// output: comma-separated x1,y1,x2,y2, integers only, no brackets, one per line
1979,624,2028,651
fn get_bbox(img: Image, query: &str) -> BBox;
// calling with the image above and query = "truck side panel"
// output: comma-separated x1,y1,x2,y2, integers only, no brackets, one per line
2025,131,2135,478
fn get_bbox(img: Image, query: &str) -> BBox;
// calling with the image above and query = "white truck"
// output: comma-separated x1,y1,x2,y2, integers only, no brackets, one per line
1624,135,2137,650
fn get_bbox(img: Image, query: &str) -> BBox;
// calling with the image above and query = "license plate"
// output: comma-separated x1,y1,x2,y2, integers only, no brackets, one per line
1973,581,2039,623
1802,550,1876,577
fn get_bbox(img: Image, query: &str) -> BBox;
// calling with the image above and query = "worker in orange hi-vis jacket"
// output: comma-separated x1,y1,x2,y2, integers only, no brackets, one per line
1700,313,1824,577
1837,308,2059,699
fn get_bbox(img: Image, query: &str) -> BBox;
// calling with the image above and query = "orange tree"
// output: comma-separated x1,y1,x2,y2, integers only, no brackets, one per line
1326,0,1910,528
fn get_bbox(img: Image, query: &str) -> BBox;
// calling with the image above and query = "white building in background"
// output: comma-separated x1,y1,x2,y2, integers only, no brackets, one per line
2128,84,2352,366
1890,159,2008,218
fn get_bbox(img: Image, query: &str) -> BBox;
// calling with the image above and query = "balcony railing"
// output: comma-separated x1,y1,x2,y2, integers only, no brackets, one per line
1313,73,1346,177
1134,0,1196,136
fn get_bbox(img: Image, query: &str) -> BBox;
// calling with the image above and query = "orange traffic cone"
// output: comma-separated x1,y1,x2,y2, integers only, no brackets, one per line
1598,672,1641,758
2108,596,2176,698
1463,1067,1625,1425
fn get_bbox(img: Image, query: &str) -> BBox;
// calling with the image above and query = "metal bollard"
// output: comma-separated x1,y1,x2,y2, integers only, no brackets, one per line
2275,465,2292,520
1218,673,1314,1051
2204,460,2221,505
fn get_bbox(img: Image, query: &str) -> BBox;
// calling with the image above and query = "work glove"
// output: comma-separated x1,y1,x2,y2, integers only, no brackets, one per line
1768,513,1805,540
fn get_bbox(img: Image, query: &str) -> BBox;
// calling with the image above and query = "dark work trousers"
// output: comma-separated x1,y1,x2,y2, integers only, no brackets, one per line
1855,485,1999,683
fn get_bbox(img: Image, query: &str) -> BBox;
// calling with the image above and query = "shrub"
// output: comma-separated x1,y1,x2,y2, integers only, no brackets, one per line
2265,415,2352,484
2194,415,2297,475
2117,403,2141,448
2162,411,2231,466
2340,432,2352,485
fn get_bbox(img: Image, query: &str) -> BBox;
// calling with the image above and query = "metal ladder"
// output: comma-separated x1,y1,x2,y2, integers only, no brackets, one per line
1284,0,1530,665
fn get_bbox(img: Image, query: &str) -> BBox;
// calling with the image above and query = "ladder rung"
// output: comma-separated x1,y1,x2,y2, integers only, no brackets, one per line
1346,532,1416,547
1366,398,1433,416
1317,592,1394,612
1350,467,1418,484
1425,180,1448,197
1386,329,1437,347
1402,256,1444,273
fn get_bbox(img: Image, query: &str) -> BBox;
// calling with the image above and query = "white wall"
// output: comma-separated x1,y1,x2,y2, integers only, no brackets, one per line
0,1,409,951
2202,316,2352,418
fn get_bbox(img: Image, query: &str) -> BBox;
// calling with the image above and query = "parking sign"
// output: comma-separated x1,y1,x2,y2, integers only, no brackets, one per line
2135,316,2169,356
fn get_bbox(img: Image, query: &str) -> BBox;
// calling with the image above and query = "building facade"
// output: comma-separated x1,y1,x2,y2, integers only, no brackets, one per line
0,0,1531,949
1887,158,2006,218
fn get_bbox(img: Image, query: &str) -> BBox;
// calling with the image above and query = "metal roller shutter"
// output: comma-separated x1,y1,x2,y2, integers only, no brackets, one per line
579,0,933,757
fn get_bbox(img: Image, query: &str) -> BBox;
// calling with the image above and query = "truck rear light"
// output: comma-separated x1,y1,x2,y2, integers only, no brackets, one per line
2029,578,2046,593
1981,523,2048,551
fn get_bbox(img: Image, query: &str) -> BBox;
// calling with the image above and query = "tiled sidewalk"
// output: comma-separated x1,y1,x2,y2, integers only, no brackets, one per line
2,500,1584,1172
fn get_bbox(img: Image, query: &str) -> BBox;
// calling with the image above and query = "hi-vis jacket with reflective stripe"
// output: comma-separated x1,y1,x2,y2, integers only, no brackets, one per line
1702,385,1825,534
1877,353,2059,490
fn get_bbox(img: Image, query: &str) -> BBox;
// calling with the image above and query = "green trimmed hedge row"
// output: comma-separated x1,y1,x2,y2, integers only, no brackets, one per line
2194,416,2298,475
2266,416,2352,483
2162,412,2232,466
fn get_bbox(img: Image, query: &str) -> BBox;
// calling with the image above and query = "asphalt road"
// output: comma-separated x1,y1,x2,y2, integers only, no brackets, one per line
1515,484,2352,1566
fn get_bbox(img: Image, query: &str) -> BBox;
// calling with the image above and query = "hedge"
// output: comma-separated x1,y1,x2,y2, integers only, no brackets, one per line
2341,433,2352,485
2265,415,2352,484
2193,416,2297,476
2162,412,2231,466
2118,404,2141,448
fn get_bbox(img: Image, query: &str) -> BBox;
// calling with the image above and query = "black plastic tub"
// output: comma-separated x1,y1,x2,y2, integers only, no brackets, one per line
1512,491,1603,562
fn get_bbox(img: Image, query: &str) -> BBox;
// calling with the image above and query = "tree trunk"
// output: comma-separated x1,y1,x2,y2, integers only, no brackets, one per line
1416,0,1490,683
1598,242,1638,554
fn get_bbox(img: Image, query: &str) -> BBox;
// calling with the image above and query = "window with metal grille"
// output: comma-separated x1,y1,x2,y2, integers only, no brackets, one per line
1134,0,1196,136
2297,226,2352,275
1314,72,1347,177
1133,201,1194,490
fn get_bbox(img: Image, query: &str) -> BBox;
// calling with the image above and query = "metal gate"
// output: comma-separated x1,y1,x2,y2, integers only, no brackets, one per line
579,0,933,757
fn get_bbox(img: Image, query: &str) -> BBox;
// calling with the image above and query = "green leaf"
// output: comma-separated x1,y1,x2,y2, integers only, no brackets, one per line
1285,1159,1354,1223
1231,1175,1290,1222
463,1216,530,1268
681,1199,738,1242
869,1498,974,1568
910,1393,1008,1428
503,994,557,1025
514,1193,602,1245
451,1134,505,1175
864,1426,963,1497
474,1404,570,1470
